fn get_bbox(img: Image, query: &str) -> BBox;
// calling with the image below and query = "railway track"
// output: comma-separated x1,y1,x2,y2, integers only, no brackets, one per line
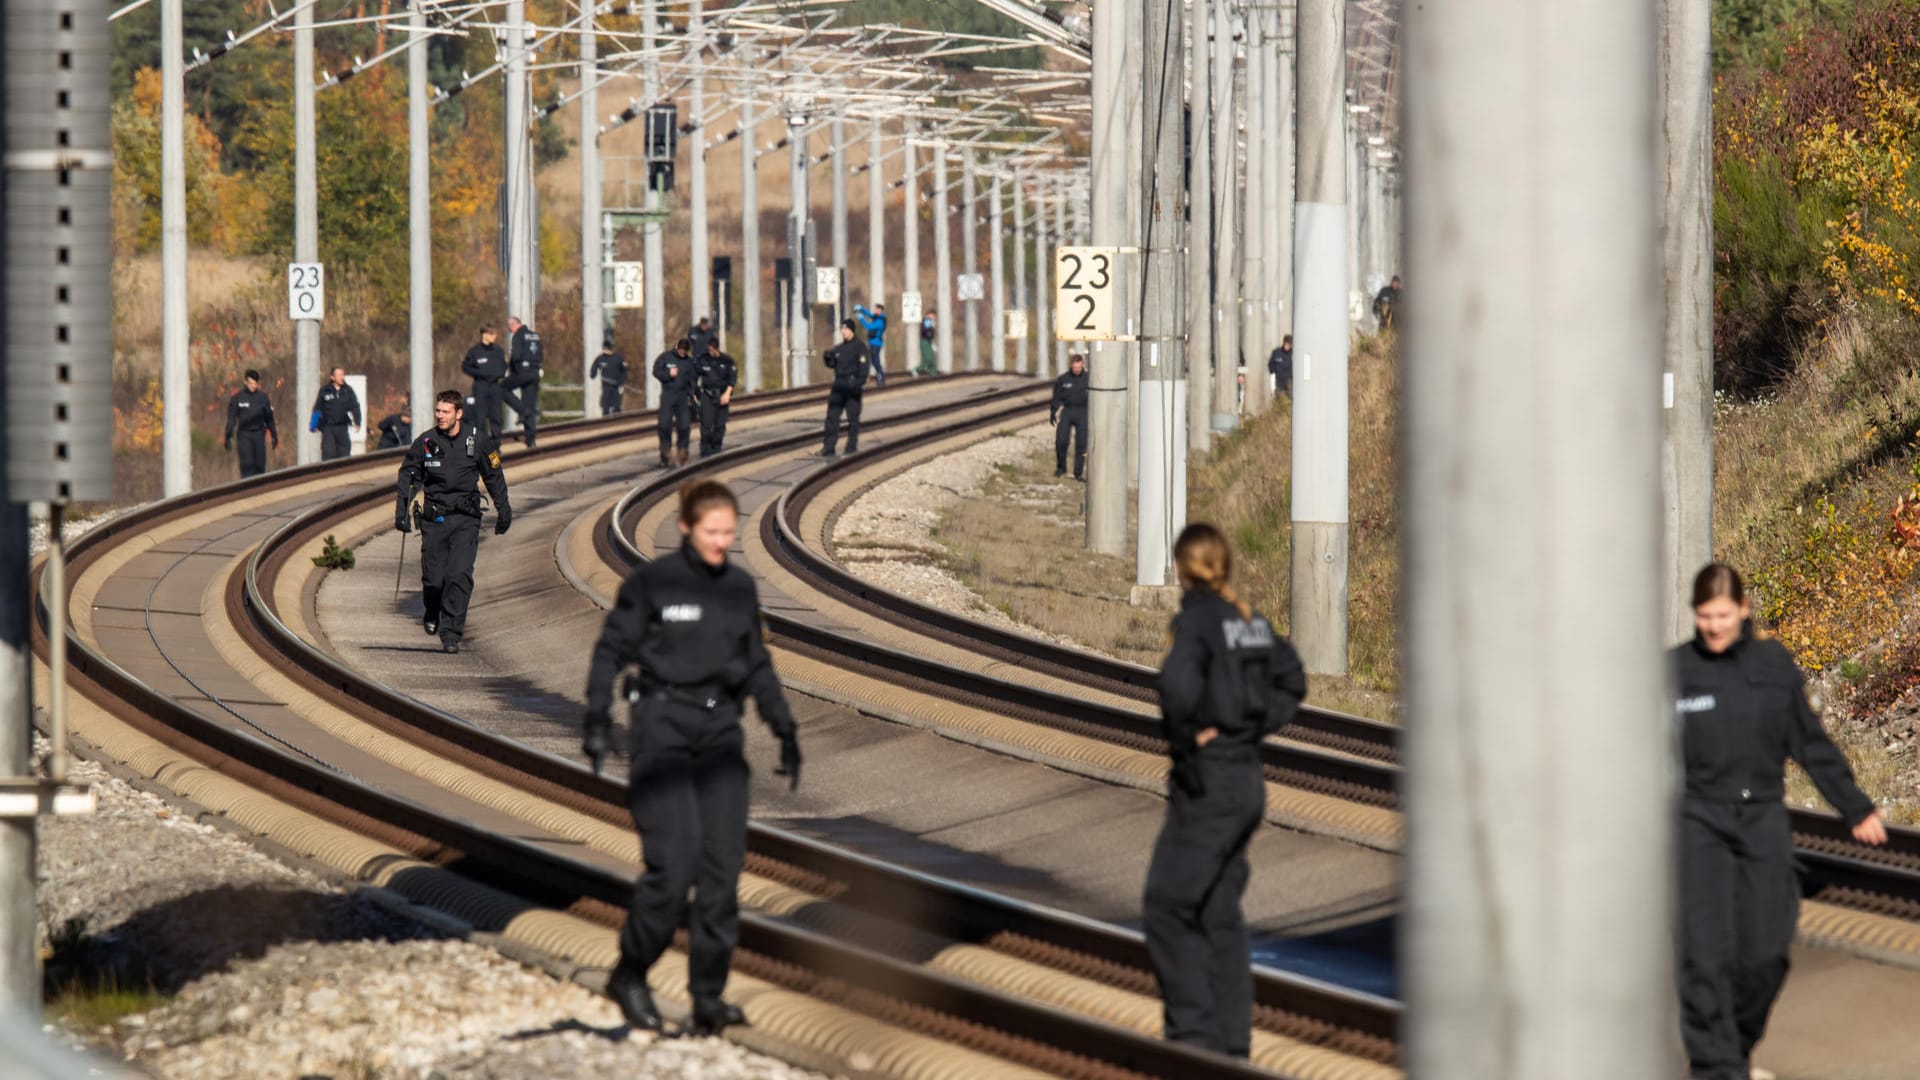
45,377,1401,1079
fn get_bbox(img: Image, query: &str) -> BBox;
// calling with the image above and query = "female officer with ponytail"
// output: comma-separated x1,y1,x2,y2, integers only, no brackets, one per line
1673,563,1886,1080
1144,523,1306,1058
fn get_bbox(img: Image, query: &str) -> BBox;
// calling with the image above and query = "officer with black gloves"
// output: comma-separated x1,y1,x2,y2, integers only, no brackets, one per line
310,366,362,461
460,323,508,437
590,341,629,416
694,338,737,457
1050,353,1091,480
1672,563,1886,1080
821,319,870,458
224,368,279,478
583,479,801,1037
653,339,696,468
503,315,544,447
1144,522,1305,1060
394,389,512,654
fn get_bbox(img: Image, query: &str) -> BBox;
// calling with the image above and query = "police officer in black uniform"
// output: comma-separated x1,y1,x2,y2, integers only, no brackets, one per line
1049,353,1091,480
821,319,870,458
394,390,512,654
223,369,279,478
311,366,362,461
654,338,695,468
1268,334,1293,397
583,479,801,1035
687,315,716,360
503,315,544,447
1672,563,1886,1080
376,398,412,450
590,341,629,416
694,337,737,457
461,323,508,437
1144,522,1305,1059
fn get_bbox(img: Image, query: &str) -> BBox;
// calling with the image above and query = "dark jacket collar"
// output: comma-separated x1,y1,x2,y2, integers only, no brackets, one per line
1688,619,1756,661
678,539,728,578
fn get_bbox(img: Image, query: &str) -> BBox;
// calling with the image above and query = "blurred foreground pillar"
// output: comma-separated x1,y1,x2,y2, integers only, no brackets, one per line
1400,0,1676,1076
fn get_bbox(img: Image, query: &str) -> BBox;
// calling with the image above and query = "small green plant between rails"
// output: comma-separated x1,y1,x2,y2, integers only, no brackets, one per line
312,534,355,571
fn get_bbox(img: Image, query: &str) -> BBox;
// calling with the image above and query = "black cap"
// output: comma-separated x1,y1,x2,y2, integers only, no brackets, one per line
244,368,261,382
676,337,691,352
841,318,858,334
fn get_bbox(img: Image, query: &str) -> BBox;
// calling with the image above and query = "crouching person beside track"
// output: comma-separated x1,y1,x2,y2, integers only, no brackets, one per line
582,479,803,1035
1673,563,1887,1080
1144,523,1305,1059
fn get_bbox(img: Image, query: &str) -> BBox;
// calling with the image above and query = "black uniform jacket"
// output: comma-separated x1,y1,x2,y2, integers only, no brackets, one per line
1269,346,1292,378
225,388,278,438
1051,369,1090,419
312,383,361,428
824,339,871,393
462,341,508,382
695,353,737,398
654,350,695,395
688,325,715,359
510,326,543,378
1158,589,1306,755
585,541,797,739
395,422,511,524
376,413,411,449
591,352,629,386
1671,630,1874,824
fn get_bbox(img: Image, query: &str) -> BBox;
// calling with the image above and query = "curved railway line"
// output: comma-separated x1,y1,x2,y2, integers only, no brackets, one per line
42,377,1399,1080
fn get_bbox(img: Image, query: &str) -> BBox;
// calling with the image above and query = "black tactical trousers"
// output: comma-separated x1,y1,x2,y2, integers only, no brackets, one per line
823,388,863,453
620,705,750,1000
699,399,731,456
236,430,268,478
320,424,353,461
658,391,692,458
1055,406,1088,478
1679,800,1798,1080
1143,753,1263,1058
504,372,540,444
601,384,624,416
469,380,505,438
419,512,481,644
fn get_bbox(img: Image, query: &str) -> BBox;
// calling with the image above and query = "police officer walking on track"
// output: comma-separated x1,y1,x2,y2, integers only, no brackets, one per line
311,366,362,461
394,390,512,654
461,323,508,437
583,479,801,1035
1050,353,1090,480
224,368,279,478
654,338,696,468
1673,563,1886,1080
1145,523,1305,1059
590,340,629,416
503,315,544,447
694,337,737,456
821,319,870,458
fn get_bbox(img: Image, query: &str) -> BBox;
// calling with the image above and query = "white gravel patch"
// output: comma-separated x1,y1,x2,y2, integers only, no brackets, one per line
37,745,821,1080
30,505,139,558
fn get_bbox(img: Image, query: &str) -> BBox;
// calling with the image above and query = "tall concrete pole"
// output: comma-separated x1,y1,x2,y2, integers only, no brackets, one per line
830,104,848,322
410,1,436,434
641,0,665,388
740,85,763,392
578,2,602,418
961,146,981,370
989,173,1006,372
1661,0,1715,643
1290,0,1349,673
1053,178,1070,377
1186,0,1213,456
1253,3,1291,415
1237,11,1266,425
788,117,812,386
161,0,192,491
932,143,954,373
903,136,919,308
1087,0,1133,554
1012,169,1029,374
1034,177,1051,380
689,0,709,327
504,1,534,335
1211,0,1239,433
1137,0,1187,590
868,120,885,353
294,0,322,466
1402,0,1672,1073
1347,125,1364,310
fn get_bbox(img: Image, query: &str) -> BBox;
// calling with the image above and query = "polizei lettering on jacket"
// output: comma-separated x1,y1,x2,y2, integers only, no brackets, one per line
661,604,703,623
1675,694,1717,714
1222,618,1275,651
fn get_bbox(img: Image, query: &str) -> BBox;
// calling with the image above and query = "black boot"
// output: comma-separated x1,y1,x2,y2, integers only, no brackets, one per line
689,996,745,1035
607,966,662,1032
424,616,438,636
440,635,460,654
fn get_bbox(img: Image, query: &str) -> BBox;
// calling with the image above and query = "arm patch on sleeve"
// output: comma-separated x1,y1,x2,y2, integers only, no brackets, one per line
487,450,501,469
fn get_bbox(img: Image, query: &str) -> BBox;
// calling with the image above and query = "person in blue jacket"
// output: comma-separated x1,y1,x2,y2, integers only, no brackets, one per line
853,301,888,386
